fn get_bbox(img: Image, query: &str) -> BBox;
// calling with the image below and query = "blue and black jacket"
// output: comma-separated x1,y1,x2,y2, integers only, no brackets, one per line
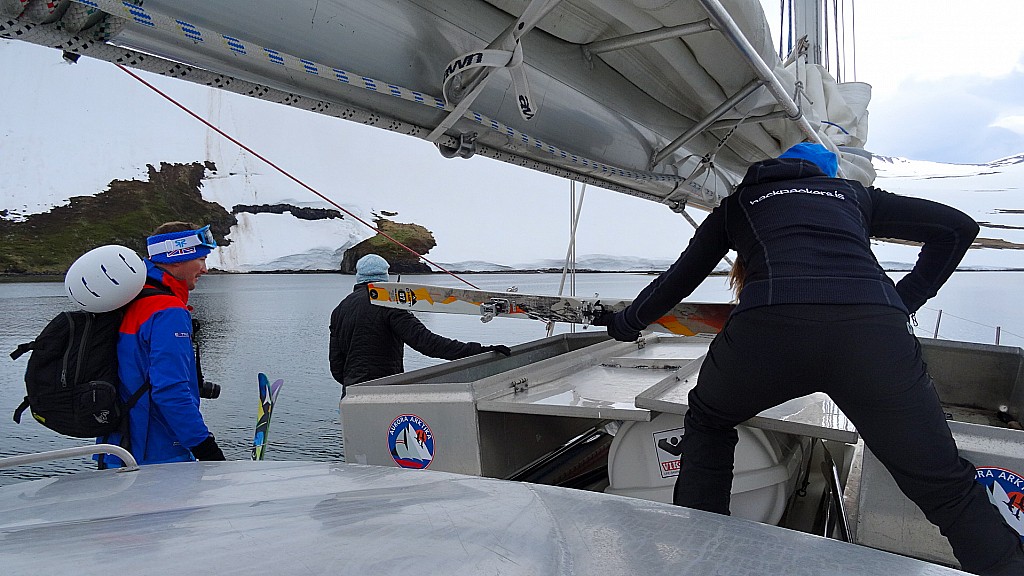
100,261,211,466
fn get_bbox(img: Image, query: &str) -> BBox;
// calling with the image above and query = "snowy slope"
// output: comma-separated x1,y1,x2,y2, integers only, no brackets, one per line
2,40,1022,272
871,155,1024,269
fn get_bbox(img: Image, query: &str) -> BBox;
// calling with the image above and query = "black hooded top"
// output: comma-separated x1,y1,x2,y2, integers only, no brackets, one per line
610,157,979,335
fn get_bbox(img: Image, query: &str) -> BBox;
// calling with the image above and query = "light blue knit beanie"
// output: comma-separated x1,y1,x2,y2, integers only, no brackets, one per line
778,142,839,177
355,254,390,283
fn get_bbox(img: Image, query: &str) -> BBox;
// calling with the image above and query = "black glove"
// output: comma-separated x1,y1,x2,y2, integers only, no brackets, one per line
190,434,226,461
608,323,642,342
591,311,641,342
482,344,512,357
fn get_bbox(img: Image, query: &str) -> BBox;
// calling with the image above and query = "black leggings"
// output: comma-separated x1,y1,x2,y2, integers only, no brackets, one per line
673,304,1024,575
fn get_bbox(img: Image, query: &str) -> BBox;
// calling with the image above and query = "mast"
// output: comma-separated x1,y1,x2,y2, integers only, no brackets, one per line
791,0,824,66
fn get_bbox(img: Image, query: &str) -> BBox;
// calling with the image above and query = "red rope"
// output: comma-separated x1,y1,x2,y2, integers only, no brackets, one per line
116,64,479,289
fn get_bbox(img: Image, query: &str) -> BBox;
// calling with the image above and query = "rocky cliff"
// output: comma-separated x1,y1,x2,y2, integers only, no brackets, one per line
0,162,234,275
0,162,437,275
339,217,436,274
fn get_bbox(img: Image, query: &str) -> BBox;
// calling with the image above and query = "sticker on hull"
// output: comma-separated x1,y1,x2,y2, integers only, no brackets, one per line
388,414,434,469
976,466,1024,542
654,426,685,478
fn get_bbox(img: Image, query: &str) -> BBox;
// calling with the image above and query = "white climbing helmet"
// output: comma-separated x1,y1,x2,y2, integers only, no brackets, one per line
65,245,147,313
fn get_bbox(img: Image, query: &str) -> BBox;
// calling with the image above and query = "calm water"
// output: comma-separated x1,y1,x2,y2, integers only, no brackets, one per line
1,271,1021,486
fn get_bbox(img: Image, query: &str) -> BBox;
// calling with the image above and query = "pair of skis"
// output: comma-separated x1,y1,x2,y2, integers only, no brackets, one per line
251,372,284,461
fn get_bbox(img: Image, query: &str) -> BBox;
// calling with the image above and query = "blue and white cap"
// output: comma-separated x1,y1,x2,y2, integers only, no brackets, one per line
147,225,217,264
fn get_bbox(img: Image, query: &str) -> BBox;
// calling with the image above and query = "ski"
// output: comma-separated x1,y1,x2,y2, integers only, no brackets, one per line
251,372,284,461
367,282,733,337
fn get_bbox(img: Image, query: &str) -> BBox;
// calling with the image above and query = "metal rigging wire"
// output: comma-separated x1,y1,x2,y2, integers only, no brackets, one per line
774,0,859,82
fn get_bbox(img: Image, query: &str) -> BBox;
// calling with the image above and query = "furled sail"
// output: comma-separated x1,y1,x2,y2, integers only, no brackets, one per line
1,0,873,211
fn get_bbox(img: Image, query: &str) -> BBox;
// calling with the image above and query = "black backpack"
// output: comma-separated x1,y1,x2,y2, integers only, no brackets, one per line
10,283,173,438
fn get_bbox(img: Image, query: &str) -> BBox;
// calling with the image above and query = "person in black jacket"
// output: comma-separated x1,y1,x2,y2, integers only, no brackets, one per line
595,143,1023,575
329,254,510,396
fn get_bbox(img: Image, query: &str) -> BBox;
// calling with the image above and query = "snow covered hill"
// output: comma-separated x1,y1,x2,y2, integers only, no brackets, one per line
2,40,1022,272
871,154,1024,269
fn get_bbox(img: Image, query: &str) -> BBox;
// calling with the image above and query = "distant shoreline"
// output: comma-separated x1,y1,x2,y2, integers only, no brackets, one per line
0,269,688,282
3,267,1024,283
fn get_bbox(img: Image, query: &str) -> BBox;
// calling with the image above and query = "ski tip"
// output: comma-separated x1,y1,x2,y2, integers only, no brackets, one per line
258,372,269,387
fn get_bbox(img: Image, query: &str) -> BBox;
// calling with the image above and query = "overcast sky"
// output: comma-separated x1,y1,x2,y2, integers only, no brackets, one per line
3,1,1023,263
813,0,1024,163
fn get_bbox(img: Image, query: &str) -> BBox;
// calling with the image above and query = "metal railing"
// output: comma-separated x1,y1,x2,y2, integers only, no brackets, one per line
915,307,1023,346
0,444,139,472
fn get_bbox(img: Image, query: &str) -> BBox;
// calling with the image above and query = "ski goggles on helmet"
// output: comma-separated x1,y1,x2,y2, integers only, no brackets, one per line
147,225,217,262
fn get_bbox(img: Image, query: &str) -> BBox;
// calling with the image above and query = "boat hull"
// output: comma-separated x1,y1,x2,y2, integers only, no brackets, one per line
0,460,964,575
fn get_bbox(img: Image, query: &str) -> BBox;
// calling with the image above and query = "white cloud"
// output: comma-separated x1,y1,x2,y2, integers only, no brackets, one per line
851,1,1024,95
865,71,1024,162
758,0,1024,162
992,115,1024,136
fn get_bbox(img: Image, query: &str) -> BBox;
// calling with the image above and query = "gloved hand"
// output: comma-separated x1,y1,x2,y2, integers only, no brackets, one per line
591,310,615,326
190,434,226,461
482,344,512,357
591,310,641,342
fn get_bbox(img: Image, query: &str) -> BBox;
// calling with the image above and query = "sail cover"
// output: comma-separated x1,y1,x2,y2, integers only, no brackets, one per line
2,0,872,210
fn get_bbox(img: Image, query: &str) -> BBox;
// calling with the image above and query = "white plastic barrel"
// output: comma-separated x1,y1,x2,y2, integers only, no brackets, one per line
605,412,808,524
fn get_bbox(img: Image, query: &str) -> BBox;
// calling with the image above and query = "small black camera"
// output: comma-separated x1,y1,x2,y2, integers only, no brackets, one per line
199,380,221,399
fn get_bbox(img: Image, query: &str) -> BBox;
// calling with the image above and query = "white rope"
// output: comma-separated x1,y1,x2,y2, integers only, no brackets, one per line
0,0,29,19
59,1,105,32
19,0,65,23
546,181,587,337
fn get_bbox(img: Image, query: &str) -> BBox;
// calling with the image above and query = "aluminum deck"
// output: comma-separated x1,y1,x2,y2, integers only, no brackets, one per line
0,460,964,575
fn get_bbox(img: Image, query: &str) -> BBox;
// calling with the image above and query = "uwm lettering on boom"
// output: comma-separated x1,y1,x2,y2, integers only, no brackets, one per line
443,52,483,82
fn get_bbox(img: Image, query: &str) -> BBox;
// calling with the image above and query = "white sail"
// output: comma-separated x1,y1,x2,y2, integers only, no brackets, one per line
394,424,433,462
984,476,1024,537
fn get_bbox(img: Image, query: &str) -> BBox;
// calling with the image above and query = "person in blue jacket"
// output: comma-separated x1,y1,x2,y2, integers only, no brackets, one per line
595,143,1024,575
99,222,225,467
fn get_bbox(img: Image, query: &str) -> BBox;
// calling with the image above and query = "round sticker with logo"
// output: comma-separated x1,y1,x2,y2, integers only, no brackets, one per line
976,466,1024,542
388,414,434,469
